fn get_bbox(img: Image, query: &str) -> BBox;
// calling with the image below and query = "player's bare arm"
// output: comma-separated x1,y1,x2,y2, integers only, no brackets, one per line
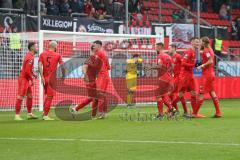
82,64,89,82
197,56,213,71
38,61,45,85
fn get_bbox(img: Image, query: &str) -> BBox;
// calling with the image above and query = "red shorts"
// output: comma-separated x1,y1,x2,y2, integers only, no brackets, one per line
96,75,110,92
17,78,32,96
155,73,173,97
178,75,196,92
44,77,56,96
199,75,215,94
86,82,97,98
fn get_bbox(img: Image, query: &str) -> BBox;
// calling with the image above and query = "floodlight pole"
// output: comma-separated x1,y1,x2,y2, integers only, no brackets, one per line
125,0,129,34
197,0,200,38
38,0,44,111
158,0,161,22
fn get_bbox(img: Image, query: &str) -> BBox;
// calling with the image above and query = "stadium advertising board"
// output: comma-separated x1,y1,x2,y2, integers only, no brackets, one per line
218,61,240,76
26,16,38,32
117,23,152,35
41,15,73,31
76,17,114,33
170,24,195,49
153,23,194,49
0,14,21,33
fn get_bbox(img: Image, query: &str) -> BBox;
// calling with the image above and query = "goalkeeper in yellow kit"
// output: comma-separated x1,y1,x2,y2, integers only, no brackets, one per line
126,53,143,107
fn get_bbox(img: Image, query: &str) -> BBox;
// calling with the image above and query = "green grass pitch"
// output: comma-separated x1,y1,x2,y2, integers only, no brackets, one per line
0,99,240,160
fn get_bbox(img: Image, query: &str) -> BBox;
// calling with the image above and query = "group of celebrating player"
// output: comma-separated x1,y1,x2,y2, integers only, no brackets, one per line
14,36,221,121
14,40,110,120
127,36,222,119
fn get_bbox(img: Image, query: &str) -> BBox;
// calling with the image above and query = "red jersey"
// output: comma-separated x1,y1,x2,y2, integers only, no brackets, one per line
19,52,34,81
38,50,64,78
172,53,182,77
180,47,196,75
157,52,173,77
201,47,215,76
85,55,102,82
96,50,110,77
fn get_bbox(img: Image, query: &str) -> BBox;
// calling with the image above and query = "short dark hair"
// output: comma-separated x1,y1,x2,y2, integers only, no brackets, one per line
201,36,210,44
132,53,139,58
190,37,199,42
28,42,35,50
170,43,177,49
156,42,164,47
93,40,102,46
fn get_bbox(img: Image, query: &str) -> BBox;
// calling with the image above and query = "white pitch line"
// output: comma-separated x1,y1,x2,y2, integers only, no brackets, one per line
0,137,239,147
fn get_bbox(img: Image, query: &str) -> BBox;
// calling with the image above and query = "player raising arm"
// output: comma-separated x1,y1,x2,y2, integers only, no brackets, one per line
195,37,222,118
38,41,65,120
14,42,38,120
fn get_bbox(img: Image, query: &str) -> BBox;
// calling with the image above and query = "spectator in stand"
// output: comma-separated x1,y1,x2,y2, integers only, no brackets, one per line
13,0,25,9
0,0,13,8
184,5,193,23
24,0,38,15
219,3,231,21
201,0,208,12
135,1,143,21
69,0,84,14
113,0,124,19
92,0,101,11
190,0,197,11
172,10,185,23
95,1,107,19
59,0,71,16
105,0,114,16
46,0,59,16
235,17,240,40
41,0,47,15
213,0,224,13
135,1,142,13
84,0,95,17
128,0,134,13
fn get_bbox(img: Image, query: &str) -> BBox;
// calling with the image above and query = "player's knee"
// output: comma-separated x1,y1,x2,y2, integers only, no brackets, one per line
27,94,33,99
157,97,163,101
199,94,204,100
128,89,134,94
17,95,24,100
210,91,216,98
178,92,183,97
190,91,197,96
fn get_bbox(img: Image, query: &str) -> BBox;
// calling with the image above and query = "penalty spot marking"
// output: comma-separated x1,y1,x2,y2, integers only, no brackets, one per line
0,137,239,147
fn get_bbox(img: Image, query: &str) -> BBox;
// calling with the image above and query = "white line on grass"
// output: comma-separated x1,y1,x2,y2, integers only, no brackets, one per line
0,137,239,147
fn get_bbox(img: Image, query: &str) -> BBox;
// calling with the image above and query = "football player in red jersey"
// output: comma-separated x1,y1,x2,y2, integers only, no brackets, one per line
38,41,65,120
168,44,188,116
149,42,175,119
92,40,111,119
194,37,222,118
15,42,38,120
70,45,102,118
172,37,202,118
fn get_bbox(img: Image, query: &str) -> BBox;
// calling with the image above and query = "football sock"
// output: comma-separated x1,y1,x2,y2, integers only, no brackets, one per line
15,99,23,115
43,97,53,116
157,100,163,115
26,97,33,113
75,98,92,111
180,96,188,113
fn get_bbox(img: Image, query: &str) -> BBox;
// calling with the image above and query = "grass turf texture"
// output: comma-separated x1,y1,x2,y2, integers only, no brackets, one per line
0,99,239,160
